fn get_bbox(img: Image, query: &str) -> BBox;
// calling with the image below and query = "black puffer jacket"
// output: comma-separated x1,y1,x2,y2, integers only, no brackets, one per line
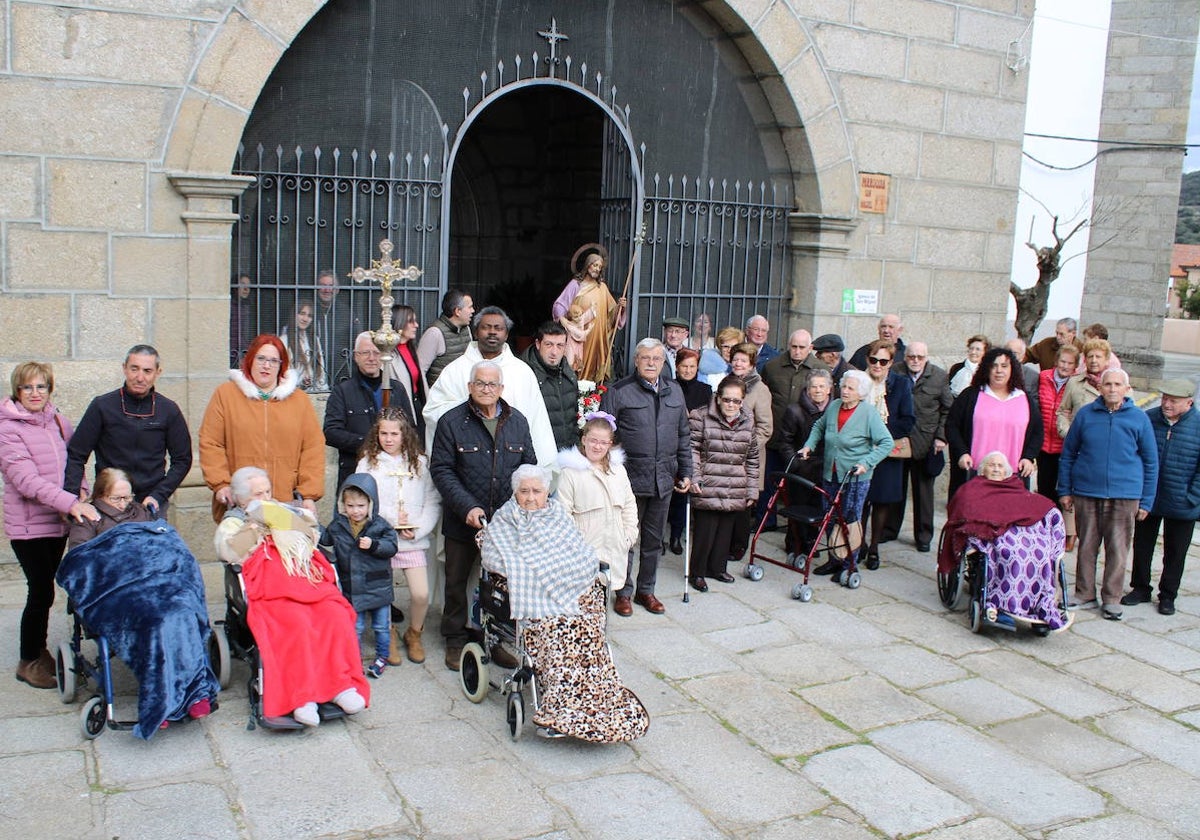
689,400,759,511
429,399,536,542
319,473,399,612
324,367,417,488
600,374,693,497
520,344,579,451
774,391,829,484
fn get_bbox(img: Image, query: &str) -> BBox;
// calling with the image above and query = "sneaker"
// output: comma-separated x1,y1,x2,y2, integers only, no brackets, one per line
1158,598,1176,616
1102,605,1122,621
366,657,386,679
333,688,366,714
293,702,320,727
1120,589,1152,606
187,698,212,719
1068,598,1098,610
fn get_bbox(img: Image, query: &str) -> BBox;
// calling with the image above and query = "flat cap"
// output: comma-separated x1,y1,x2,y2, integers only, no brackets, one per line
662,316,690,330
1157,378,1196,399
812,333,845,353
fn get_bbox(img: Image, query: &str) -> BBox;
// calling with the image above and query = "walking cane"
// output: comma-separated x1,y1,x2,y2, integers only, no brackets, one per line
682,491,692,604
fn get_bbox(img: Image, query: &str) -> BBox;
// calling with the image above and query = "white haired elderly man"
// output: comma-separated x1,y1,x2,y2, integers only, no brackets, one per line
744,314,779,371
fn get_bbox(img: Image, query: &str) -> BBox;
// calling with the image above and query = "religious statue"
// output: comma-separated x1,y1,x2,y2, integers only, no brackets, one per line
551,246,627,383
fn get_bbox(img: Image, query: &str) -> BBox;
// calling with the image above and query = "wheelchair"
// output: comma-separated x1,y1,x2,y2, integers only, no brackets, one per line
937,520,1071,636
56,606,145,739
210,561,347,731
458,571,541,741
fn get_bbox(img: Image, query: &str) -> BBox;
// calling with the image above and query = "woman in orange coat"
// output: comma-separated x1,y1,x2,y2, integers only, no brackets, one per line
199,334,325,522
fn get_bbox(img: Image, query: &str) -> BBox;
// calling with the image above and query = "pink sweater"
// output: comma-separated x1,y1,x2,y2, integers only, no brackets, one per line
970,388,1030,470
0,398,78,540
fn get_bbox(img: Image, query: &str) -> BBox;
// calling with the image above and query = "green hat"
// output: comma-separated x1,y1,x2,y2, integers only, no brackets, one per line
1157,379,1196,399
662,317,689,331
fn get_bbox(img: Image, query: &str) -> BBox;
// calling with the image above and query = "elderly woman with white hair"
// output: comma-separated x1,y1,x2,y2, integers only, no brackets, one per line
480,464,649,742
799,369,894,576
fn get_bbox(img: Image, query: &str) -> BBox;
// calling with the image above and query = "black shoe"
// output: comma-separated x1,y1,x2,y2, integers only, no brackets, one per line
916,542,931,553
670,538,683,555
689,576,709,593
714,572,736,584
1120,589,1152,606
390,605,405,623
864,548,880,571
1159,598,1176,616
812,559,839,576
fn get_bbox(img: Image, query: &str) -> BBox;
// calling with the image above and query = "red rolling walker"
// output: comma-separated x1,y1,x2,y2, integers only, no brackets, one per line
745,457,860,601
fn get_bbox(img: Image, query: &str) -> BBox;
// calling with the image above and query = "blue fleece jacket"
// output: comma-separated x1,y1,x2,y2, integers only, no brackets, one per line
1058,396,1158,510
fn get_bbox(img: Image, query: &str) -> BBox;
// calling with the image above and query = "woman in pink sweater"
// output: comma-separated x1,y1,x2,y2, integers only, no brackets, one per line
0,362,97,689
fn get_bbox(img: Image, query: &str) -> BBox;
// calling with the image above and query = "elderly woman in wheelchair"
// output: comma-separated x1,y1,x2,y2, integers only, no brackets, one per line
937,452,1070,635
463,464,649,742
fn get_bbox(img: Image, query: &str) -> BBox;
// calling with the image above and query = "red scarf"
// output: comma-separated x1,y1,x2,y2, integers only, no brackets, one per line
938,475,1054,573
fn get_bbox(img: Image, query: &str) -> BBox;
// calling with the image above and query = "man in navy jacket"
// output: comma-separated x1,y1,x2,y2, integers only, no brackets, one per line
1058,369,1158,621
1122,379,1200,616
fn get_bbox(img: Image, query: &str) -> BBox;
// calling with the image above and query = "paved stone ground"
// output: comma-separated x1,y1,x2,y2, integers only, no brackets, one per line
2,520,1199,840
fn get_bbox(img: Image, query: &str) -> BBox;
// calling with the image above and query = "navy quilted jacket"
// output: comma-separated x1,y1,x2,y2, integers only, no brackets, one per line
1147,404,1200,520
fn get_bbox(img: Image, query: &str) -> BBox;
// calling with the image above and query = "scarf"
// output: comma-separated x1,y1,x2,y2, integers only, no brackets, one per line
481,497,597,619
938,475,1054,574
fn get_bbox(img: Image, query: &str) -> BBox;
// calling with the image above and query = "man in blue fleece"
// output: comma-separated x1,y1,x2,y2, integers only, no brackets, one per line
1058,369,1158,621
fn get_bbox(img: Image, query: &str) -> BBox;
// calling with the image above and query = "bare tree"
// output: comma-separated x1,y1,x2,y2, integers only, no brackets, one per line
1010,190,1134,344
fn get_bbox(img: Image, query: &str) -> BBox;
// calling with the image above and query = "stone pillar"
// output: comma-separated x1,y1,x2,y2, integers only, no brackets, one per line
787,212,857,338
1082,0,1200,385
166,172,254,549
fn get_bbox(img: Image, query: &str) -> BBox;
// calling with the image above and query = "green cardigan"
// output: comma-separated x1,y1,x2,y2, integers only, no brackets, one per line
803,399,894,482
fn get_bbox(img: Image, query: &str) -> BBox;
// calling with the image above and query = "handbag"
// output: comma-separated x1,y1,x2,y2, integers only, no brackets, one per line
888,436,912,459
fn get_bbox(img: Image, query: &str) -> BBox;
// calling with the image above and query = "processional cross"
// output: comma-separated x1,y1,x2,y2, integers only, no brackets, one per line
538,18,568,73
350,239,423,408
386,462,416,530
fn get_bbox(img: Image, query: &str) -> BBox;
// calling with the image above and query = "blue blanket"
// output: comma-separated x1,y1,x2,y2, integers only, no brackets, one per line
57,521,219,739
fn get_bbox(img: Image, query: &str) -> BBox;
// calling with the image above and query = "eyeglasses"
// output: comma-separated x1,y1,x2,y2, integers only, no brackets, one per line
582,436,612,447
905,354,926,361
866,356,891,366
353,350,382,358
104,495,133,505
719,397,743,405
254,355,282,367
470,381,501,390
17,383,49,393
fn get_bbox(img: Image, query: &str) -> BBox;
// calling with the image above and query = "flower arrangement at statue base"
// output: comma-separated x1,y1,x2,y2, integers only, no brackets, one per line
577,380,607,427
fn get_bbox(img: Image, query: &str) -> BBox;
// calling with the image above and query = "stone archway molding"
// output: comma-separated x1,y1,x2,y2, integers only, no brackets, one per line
164,0,856,219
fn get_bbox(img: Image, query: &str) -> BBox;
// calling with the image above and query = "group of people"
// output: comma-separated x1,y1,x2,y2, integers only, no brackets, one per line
5,280,1196,738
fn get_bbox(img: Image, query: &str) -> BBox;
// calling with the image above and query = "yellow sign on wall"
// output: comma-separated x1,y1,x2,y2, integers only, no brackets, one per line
859,173,890,214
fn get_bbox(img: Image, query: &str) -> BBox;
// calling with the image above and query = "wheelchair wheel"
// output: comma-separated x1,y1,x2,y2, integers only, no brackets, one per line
208,623,231,690
1031,623,1051,638
459,643,489,703
744,563,764,582
846,572,861,590
791,583,813,602
80,696,106,740
57,641,76,705
507,691,525,741
968,599,983,634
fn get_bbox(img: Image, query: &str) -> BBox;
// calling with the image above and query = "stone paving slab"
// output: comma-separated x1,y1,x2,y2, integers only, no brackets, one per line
683,671,855,756
872,720,1105,829
0,750,94,836
544,772,723,840
637,710,827,830
956,649,1130,719
740,642,864,688
666,590,769,634
994,623,1111,667
1090,760,1200,838
799,674,940,733
803,743,973,836
750,814,878,840
858,601,1002,659
1046,813,1182,840
857,563,948,613
704,616,797,654
986,712,1144,777
102,781,241,840
615,625,740,681
1063,652,1200,713
917,676,1042,726
842,642,968,689
769,601,896,649
1094,707,1200,776
1071,617,1200,671
919,816,1029,839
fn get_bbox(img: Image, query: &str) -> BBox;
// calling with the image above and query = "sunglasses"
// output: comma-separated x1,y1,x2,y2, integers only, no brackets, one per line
866,356,891,366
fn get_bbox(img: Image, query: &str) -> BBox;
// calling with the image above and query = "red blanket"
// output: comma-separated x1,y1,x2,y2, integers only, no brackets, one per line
938,475,1055,574
241,540,369,717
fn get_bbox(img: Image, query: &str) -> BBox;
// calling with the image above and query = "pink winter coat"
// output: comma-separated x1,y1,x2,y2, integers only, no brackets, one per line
0,397,79,540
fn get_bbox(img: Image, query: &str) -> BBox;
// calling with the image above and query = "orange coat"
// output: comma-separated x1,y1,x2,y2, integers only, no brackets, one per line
199,370,325,521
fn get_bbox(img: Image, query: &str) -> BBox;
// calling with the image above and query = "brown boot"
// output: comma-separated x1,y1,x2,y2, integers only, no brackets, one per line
387,625,404,666
37,648,55,674
403,625,426,664
16,658,56,689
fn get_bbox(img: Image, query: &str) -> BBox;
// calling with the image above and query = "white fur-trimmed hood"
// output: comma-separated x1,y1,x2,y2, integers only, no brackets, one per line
229,368,301,400
558,444,626,472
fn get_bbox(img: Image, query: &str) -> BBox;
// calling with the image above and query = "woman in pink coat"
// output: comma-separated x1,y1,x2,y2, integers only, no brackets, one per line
0,362,98,689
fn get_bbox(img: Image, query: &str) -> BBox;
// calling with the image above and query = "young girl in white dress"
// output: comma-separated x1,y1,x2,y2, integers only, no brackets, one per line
356,407,440,664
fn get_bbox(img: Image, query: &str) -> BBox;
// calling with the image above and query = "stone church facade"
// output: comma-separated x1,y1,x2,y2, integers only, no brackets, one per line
1,0,1044,552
